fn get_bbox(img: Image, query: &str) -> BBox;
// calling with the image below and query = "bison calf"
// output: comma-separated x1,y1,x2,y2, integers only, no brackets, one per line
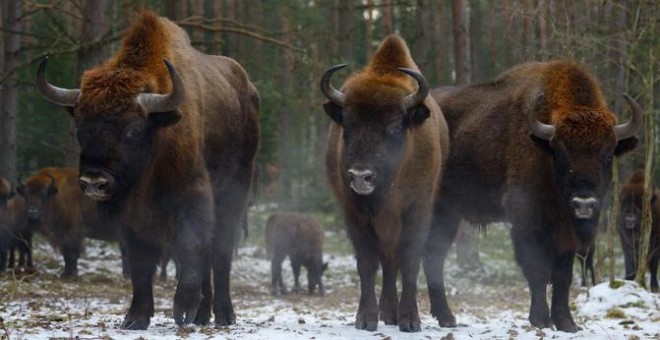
619,169,659,292
265,212,327,295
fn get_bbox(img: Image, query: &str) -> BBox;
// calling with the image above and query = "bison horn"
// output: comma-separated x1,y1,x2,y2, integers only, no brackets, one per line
46,173,56,187
36,56,81,107
136,59,186,114
18,174,26,187
615,93,643,140
398,68,430,110
320,64,346,107
528,93,555,140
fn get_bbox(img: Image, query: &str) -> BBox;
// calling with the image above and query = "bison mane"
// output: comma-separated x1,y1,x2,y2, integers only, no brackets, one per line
78,11,173,113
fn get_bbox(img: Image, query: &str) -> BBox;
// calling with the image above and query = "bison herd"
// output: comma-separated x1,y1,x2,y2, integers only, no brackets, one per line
0,10,657,335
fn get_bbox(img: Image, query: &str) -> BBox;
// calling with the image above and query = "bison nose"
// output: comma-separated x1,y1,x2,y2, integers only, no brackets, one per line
27,207,41,219
348,168,376,195
624,215,637,229
79,173,113,201
570,196,599,219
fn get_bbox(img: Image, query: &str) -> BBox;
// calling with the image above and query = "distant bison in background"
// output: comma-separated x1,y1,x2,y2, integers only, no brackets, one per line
37,11,259,329
321,35,448,332
619,169,659,292
425,60,642,332
17,167,127,278
0,176,34,271
265,212,327,295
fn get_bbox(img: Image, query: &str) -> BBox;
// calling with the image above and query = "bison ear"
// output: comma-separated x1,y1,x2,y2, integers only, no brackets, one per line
614,136,638,156
149,110,182,128
323,101,343,124
408,105,430,126
529,134,553,154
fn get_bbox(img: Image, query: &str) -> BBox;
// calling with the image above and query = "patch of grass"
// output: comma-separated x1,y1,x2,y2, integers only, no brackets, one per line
605,308,626,318
621,301,646,308
609,280,626,289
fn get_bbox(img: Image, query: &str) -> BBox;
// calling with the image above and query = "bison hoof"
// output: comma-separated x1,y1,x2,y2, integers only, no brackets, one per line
552,315,579,333
355,313,378,331
433,312,457,328
214,314,236,327
173,283,202,326
61,270,78,279
399,321,421,332
529,314,553,330
120,315,150,330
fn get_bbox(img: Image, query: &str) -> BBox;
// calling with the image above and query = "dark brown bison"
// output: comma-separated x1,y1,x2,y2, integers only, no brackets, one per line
424,60,642,332
619,169,659,292
321,35,448,332
0,177,34,271
265,212,327,295
36,11,259,329
16,167,128,278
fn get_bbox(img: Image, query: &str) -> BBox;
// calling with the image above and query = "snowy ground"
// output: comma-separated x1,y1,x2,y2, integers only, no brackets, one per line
1,223,658,340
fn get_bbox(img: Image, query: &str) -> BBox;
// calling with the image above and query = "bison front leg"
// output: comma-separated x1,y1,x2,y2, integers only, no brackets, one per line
424,206,459,327
291,258,302,294
121,230,159,330
270,253,286,295
510,226,553,330
550,252,579,332
60,233,82,278
379,254,398,326
349,226,379,331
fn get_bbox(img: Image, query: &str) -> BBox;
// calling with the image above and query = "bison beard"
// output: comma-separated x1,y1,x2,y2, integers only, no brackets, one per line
36,12,259,329
424,60,642,332
321,35,448,332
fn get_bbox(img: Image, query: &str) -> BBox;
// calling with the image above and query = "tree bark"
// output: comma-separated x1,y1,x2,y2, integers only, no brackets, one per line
364,0,375,60
381,0,394,35
609,0,629,114
535,0,548,61
0,0,22,180
413,0,431,73
452,0,471,85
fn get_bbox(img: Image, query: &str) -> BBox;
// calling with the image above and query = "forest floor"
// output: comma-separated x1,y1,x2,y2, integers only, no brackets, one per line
1,220,658,340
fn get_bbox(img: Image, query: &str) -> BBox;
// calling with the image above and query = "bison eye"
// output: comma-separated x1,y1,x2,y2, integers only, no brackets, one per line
125,125,144,141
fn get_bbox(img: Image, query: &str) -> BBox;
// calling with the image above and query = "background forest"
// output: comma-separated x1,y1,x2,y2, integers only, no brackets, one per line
0,0,658,216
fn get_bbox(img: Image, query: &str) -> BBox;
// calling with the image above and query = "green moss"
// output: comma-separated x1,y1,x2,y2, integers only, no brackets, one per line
609,280,625,289
605,308,626,318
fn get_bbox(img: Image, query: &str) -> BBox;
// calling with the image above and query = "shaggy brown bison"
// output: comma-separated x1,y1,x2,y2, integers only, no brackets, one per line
425,60,642,332
321,35,448,332
16,167,127,278
265,212,327,295
619,169,659,292
36,11,259,329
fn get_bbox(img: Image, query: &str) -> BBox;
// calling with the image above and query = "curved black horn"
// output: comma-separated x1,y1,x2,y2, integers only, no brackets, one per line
398,68,429,110
136,59,186,114
36,56,81,106
320,64,346,107
528,93,555,140
18,174,26,187
615,93,644,140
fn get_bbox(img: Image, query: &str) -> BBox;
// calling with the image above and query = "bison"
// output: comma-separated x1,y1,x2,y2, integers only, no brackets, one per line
320,35,448,332
36,11,259,329
424,60,642,332
0,177,34,271
619,169,659,292
265,212,327,295
16,167,128,278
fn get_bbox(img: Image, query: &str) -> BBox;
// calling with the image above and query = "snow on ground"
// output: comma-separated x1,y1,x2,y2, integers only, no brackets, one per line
1,225,658,340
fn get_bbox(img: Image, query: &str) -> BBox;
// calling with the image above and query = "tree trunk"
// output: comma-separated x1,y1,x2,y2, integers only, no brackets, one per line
607,162,620,286
381,0,394,35
413,0,431,73
521,0,531,61
535,0,548,61
0,0,22,181
166,0,179,21
365,0,375,60
452,0,471,85
486,0,496,75
337,0,353,61
190,0,204,51
609,0,629,114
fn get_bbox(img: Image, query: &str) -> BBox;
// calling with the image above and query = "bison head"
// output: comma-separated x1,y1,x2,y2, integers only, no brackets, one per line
321,65,430,206
529,93,642,229
619,186,655,232
307,259,328,295
36,57,184,202
16,174,57,221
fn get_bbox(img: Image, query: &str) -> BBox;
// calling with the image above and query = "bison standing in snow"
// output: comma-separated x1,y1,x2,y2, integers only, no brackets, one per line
321,35,448,332
265,212,327,295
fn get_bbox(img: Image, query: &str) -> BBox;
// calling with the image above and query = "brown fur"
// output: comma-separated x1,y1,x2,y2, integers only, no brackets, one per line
18,167,123,277
425,60,638,332
57,11,260,329
619,169,660,292
324,35,448,332
265,212,326,295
